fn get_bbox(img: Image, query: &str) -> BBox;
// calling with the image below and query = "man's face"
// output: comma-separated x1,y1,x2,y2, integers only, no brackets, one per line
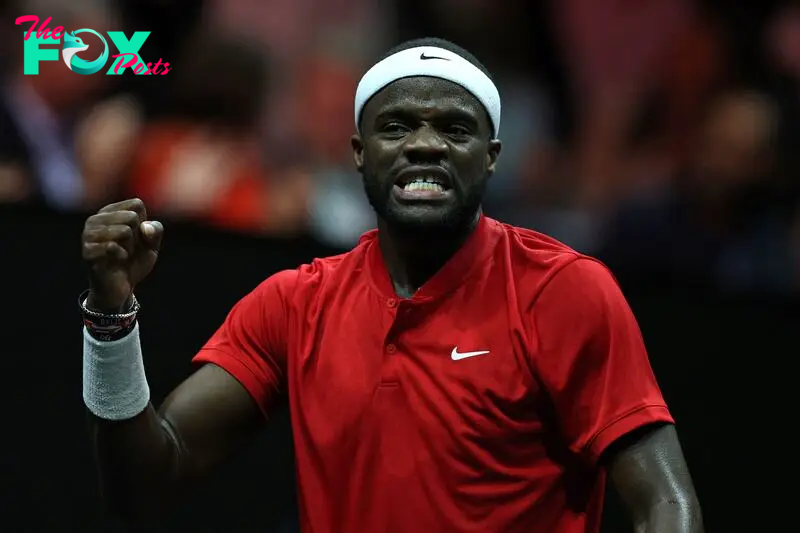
352,76,501,235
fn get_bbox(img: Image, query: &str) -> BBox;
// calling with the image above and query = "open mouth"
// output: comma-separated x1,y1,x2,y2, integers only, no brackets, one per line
394,167,453,194
399,177,449,193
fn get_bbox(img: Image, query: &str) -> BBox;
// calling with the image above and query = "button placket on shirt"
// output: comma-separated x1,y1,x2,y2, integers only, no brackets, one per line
380,297,408,384
385,297,400,355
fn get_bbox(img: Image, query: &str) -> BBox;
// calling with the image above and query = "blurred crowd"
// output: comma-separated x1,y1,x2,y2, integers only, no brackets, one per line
1,0,799,293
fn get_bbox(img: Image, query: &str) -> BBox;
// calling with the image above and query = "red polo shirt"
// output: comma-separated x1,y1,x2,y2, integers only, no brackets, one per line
193,215,673,533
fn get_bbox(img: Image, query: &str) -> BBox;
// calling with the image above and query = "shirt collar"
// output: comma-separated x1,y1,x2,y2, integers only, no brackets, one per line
361,214,502,302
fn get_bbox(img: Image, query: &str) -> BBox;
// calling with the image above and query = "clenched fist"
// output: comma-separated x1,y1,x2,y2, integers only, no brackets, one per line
82,198,163,312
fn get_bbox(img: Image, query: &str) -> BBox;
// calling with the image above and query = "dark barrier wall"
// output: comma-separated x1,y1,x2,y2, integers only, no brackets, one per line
1,205,794,533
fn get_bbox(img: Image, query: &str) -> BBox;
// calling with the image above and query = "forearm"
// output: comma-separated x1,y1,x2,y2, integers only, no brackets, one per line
79,203,265,523
89,404,183,521
83,318,188,522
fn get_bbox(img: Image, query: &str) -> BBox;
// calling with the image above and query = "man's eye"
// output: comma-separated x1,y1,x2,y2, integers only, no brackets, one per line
447,125,471,136
383,123,407,132
381,123,410,137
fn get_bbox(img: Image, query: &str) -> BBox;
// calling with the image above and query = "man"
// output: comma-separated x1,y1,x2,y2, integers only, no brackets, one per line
81,38,703,532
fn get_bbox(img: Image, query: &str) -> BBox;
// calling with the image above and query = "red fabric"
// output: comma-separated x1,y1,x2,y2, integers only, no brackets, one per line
194,215,673,533
529,257,674,465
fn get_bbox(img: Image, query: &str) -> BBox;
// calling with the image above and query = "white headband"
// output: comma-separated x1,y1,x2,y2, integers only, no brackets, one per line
354,46,501,138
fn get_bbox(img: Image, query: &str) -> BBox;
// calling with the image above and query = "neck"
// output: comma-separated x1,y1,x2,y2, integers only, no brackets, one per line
377,211,480,298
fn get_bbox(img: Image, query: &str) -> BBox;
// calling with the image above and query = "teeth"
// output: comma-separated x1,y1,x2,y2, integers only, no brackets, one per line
402,177,445,192
404,181,444,192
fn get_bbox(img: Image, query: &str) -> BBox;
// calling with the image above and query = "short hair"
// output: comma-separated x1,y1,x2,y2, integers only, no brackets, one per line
378,37,493,81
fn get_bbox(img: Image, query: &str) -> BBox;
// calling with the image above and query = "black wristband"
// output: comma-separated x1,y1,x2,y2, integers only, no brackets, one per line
79,290,140,341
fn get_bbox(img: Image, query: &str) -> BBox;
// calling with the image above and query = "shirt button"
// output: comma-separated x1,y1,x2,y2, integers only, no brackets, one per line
387,298,397,308
386,344,397,354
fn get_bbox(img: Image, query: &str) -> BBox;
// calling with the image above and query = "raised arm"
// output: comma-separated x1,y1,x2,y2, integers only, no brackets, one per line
81,199,286,523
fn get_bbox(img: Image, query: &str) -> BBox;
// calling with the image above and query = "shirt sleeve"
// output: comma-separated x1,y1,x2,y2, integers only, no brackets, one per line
530,258,674,465
192,269,297,419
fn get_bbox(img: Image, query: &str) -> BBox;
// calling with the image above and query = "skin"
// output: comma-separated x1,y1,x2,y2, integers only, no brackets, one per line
603,424,703,532
83,76,702,531
352,76,500,297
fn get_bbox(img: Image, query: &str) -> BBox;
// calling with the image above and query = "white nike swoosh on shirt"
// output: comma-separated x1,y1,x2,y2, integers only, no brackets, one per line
450,348,490,361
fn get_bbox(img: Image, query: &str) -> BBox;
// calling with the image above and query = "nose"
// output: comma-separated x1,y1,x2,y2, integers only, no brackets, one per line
402,125,447,163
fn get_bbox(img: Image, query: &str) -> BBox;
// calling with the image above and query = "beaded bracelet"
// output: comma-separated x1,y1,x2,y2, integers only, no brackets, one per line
79,290,140,342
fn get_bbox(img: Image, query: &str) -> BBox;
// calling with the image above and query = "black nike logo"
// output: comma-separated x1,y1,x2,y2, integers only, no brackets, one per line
420,52,450,61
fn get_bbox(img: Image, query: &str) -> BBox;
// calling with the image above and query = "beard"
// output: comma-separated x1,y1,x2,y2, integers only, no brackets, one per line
362,171,488,239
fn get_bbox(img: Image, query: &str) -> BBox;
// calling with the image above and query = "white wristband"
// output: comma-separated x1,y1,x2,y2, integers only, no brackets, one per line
83,322,150,420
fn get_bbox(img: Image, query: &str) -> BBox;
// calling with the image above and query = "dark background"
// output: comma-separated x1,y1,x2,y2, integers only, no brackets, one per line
1,205,794,532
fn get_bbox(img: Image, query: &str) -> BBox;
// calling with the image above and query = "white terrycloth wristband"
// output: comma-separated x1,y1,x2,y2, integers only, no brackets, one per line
83,322,150,420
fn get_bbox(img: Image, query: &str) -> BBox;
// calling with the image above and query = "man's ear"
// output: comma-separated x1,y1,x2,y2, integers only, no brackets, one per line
486,139,502,175
351,134,364,173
